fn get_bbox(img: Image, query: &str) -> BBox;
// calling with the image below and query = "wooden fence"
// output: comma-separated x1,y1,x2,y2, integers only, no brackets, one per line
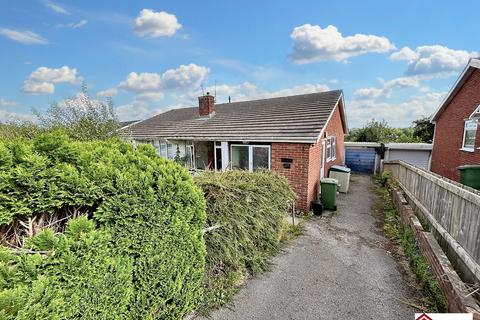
383,160,480,282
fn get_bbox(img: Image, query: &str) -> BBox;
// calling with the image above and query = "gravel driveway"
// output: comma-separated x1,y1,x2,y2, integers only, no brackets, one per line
205,174,417,320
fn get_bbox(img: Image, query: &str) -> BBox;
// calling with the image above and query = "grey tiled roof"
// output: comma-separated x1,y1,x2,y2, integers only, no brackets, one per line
122,90,344,143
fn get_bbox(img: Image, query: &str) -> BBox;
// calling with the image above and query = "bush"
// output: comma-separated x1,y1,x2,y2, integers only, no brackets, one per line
0,132,206,319
194,170,296,314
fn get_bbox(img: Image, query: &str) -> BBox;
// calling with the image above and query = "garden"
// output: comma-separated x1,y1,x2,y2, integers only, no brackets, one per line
0,129,297,319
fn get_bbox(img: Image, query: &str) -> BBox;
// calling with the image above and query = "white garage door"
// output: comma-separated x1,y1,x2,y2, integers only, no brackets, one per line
388,150,431,170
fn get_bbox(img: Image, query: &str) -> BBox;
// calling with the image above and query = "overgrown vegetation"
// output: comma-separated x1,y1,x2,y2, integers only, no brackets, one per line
375,172,446,312
0,87,119,141
0,132,206,319
347,117,434,143
0,132,300,318
194,170,297,314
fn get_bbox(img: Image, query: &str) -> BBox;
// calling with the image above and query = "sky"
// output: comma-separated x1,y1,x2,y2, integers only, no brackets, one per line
0,0,478,128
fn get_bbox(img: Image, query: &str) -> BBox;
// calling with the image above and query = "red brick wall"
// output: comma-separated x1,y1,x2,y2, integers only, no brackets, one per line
271,103,346,211
322,103,346,175
271,143,310,211
431,69,480,181
307,142,322,209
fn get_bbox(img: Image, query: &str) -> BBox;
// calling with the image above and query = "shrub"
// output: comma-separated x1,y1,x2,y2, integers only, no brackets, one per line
0,132,206,319
194,170,296,314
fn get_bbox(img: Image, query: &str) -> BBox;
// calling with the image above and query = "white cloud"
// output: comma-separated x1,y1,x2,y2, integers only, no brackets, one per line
119,72,162,92
290,24,395,63
348,92,446,128
161,64,209,90
134,9,181,38
354,76,421,100
185,82,330,104
0,28,48,45
390,45,477,76
118,64,209,101
44,0,70,15
0,98,16,107
22,66,78,94
56,20,88,29
135,92,164,101
115,102,158,121
96,88,118,97
0,109,37,123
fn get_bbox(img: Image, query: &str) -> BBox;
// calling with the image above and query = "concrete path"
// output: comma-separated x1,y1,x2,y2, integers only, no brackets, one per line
206,174,417,320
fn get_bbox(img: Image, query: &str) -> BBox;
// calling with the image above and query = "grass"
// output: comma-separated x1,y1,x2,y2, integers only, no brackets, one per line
375,173,447,312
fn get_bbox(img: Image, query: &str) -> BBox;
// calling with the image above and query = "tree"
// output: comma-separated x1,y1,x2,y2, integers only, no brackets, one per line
412,116,434,143
346,119,422,143
35,85,119,141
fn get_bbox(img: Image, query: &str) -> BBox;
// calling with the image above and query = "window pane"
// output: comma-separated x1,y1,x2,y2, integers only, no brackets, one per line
464,121,477,148
215,148,222,170
464,129,476,148
253,147,269,170
185,146,193,168
332,137,336,158
326,141,331,159
232,146,249,170
160,143,167,158
167,143,175,159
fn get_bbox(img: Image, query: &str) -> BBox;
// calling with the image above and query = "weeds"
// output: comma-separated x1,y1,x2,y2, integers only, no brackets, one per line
375,172,446,312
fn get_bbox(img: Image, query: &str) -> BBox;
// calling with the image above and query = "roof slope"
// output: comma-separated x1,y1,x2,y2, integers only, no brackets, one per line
431,58,480,122
123,90,345,143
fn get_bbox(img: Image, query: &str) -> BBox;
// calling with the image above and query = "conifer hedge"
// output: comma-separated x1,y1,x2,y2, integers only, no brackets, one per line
0,132,206,319
194,170,296,313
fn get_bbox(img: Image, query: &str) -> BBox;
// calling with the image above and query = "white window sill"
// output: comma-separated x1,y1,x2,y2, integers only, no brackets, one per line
460,147,475,153
327,157,336,163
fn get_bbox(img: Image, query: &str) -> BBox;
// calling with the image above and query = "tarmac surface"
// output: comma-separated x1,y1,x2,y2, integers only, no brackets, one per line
205,174,417,320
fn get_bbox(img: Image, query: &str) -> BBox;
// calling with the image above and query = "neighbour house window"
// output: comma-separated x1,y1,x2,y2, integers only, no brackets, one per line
325,136,337,162
231,144,271,171
462,120,477,150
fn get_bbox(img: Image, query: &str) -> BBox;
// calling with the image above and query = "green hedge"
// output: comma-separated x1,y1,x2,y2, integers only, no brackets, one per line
0,132,206,319
194,170,296,314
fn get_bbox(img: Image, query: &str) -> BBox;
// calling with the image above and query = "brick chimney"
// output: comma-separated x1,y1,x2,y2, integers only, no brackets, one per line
198,92,215,116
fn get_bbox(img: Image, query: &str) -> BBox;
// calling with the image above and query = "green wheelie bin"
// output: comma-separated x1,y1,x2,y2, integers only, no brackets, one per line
320,178,338,210
458,165,480,190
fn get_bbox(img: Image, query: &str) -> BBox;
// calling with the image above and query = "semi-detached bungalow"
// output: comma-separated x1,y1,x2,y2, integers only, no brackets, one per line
123,90,348,211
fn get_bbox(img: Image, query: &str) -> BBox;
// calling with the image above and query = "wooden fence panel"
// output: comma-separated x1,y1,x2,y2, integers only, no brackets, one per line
384,161,480,280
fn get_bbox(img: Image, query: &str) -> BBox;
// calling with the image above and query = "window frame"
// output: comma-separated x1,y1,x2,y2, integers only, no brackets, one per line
461,120,478,152
230,144,271,171
326,136,336,162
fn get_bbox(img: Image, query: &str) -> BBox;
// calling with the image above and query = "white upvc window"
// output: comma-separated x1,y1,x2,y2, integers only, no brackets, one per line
230,144,271,171
462,120,477,151
331,136,336,160
326,136,336,162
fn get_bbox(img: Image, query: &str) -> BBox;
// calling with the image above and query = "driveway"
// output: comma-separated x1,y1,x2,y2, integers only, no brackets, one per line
205,174,417,320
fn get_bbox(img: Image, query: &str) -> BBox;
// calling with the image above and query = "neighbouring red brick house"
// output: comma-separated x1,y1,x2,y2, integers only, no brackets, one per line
431,58,480,181
123,90,348,211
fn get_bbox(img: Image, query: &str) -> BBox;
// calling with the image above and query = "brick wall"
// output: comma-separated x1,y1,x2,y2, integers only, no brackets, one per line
322,103,346,175
431,69,480,181
271,143,310,211
271,103,346,211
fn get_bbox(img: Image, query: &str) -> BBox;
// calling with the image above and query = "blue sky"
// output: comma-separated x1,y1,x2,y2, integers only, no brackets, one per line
0,0,478,127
